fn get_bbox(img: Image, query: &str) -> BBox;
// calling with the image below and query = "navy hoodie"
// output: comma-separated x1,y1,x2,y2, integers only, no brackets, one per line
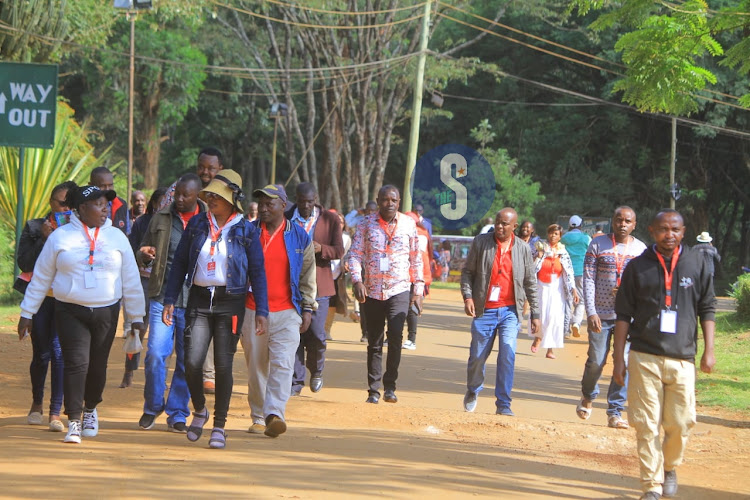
615,244,716,362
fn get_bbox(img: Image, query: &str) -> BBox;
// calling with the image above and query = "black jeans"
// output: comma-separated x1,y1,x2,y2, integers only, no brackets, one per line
125,276,150,371
184,286,245,428
363,290,410,395
293,296,330,389
55,300,120,421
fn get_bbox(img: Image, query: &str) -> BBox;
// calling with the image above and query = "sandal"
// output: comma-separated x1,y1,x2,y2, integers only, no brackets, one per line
208,427,226,449
576,398,592,420
530,338,541,353
608,415,630,429
187,408,210,442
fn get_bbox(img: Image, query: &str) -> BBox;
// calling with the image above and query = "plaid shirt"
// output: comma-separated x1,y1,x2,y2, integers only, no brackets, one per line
348,212,424,300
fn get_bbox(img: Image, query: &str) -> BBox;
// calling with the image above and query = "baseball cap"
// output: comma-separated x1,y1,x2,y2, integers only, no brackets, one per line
569,215,583,228
253,184,288,204
75,185,116,208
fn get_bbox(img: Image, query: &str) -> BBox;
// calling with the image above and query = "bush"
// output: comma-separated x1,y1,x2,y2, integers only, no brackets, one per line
730,273,750,320
0,225,21,305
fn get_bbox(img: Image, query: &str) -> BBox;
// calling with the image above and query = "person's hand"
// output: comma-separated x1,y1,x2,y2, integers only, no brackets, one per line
530,318,541,335
613,356,627,386
41,219,54,239
162,304,175,326
700,350,716,374
131,322,146,337
572,288,580,305
17,317,32,341
343,261,350,272
300,311,312,333
588,314,602,333
464,298,475,318
313,241,322,253
140,246,157,263
410,295,424,315
353,282,367,303
255,315,268,336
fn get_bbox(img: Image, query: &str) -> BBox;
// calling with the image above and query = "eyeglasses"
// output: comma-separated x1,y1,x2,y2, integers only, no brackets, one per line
52,198,68,206
205,192,221,199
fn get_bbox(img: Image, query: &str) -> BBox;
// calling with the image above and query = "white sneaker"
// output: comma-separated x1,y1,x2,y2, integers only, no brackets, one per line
402,340,416,350
64,420,82,444
82,408,98,437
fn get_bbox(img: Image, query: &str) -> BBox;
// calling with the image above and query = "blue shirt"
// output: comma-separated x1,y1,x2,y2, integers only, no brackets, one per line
560,229,591,276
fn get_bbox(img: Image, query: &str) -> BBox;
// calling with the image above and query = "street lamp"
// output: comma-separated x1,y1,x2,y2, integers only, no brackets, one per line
268,102,288,184
114,0,152,205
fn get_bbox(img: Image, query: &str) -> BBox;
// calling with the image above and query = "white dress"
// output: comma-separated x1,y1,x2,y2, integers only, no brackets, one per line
534,243,576,349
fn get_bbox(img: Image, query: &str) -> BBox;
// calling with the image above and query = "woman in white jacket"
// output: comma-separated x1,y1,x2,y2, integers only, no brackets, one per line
17,184,146,444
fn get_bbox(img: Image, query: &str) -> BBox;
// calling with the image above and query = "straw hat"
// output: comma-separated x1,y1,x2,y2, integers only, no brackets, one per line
200,169,244,211
696,231,712,243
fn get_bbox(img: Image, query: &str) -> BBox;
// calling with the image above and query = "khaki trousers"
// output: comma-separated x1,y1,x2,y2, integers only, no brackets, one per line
627,350,696,494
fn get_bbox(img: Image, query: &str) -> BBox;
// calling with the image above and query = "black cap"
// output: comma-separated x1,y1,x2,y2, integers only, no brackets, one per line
74,185,116,208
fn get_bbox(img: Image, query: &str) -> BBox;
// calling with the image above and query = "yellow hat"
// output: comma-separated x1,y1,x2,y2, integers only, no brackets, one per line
200,169,244,211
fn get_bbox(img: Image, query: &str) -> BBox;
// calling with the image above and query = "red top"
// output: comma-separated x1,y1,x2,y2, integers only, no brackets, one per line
178,205,200,229
246,223,295,312
537,251,563,283
484,237,515,309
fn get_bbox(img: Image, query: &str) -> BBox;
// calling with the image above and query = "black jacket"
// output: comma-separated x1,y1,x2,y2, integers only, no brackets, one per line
615,245,716,361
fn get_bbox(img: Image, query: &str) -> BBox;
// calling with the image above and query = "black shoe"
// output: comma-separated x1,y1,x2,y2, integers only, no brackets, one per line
640,492,661,500
663,470,678,497
383,390,398,403
168,421,187,433
139,413,156,430
365,393,379,404
310,376,323,393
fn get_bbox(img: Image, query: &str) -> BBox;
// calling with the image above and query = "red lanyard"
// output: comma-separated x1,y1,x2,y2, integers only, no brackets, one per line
654,246,680,308
611,234,631,287
208,212,236,257
378,214,398,248
82,225,100,270
493,235,513,278
260,222,284,252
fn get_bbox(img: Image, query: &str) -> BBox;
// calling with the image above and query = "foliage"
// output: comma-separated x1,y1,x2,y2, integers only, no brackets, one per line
568,0,750,114
696,311,750,414
0,101,117,233
730,273,750,320
0,0,68,62
0,225,18,305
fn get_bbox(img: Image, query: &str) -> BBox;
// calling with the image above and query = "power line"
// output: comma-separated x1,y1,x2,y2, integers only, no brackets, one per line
262,0,428,16
438,93,601,106
209,0,424,30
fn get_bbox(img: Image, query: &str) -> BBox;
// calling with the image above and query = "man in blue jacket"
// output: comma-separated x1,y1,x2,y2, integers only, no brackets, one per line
241,185,317,438
613,209,716,500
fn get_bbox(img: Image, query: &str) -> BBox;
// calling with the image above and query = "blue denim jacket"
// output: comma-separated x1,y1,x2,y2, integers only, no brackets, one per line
164,214,269,317
251,219,317,316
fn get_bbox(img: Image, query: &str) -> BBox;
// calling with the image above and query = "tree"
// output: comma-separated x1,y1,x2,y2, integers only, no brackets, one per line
568,0,750,113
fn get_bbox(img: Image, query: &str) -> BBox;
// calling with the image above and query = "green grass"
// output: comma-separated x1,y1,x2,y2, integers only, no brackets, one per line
429,281,461,290
696,312,750,414
0,304,20,333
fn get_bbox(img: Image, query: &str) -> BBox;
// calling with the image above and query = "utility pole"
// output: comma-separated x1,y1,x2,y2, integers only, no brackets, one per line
402,0,431,212
670,117,676,209
127,10,135,205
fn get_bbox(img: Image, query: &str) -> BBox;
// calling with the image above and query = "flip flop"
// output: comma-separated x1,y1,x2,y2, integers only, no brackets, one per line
576,398,592,420
608,415,630,429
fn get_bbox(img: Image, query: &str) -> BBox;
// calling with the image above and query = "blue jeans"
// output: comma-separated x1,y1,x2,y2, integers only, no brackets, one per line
467,306,518,410
30,297,64,415
143,300,190,424
580,320,629,417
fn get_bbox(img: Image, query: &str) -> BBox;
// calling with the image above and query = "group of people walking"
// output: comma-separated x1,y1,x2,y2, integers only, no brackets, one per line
15,156,717,498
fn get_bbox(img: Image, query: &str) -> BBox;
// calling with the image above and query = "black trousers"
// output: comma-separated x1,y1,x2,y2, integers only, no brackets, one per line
184,286,245,428
363,290,410,395
55,300,120,421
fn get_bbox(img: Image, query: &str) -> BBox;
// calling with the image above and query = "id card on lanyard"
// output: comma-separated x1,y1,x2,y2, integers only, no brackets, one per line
655,246,680,334
207,212,236,277
378,214,398,273
82,225,100,289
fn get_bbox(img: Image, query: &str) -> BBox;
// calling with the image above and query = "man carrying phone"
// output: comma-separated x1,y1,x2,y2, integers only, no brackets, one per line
348,185,424,404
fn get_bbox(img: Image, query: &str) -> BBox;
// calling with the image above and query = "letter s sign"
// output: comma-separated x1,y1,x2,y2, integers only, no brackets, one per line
439,153,468,220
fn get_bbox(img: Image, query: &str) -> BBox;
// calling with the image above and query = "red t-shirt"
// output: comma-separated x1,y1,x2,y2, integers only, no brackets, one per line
537,251,563,284
246,223,295,312
484,237,516,309
178,205,200,229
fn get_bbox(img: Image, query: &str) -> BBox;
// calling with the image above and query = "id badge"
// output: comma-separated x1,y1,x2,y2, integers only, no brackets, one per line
379,257,390,272
660,309,677,334
206,260,216,277
84,270,97,289
489,286,501,302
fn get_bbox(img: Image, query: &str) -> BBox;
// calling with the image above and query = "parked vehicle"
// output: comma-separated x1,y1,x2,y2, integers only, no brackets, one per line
432,235,474,282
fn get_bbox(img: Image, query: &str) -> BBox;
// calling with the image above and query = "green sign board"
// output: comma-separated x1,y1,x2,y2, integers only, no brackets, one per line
0,62,58,149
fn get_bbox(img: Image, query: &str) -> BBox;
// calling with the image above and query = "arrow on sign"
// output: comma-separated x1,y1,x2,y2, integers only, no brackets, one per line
0,93,6,114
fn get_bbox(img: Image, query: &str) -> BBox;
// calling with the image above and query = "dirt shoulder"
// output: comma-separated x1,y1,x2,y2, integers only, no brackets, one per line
0,288,748,499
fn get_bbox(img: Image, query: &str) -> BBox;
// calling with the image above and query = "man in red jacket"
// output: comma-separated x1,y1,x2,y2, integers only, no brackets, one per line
286,183,344,395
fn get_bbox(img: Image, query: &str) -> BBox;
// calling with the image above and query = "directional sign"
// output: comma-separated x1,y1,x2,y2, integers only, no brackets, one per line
0,62,58,149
